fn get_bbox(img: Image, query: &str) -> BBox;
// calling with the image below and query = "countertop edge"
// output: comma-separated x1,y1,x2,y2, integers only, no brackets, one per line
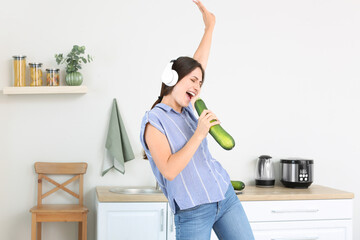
238,193,355,201
96,185,354,203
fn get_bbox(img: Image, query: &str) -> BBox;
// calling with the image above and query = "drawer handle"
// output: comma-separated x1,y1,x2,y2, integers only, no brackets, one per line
271,209,319,213
271,237,319,240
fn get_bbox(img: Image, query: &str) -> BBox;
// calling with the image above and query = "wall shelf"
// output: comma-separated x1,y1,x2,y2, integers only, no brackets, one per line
2,86,88,95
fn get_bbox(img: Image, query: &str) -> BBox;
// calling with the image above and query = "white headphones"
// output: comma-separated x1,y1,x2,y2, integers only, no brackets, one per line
161,60,178,86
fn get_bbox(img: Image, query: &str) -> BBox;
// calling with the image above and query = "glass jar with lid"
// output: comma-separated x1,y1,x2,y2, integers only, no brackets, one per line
46,68,60,86
13,55,27,86
29,63,43,86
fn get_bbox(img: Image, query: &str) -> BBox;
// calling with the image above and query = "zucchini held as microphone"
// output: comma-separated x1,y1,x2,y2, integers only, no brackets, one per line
194,98,235,150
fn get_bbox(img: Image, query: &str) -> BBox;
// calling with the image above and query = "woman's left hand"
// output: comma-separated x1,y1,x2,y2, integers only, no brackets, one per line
193,0,215,31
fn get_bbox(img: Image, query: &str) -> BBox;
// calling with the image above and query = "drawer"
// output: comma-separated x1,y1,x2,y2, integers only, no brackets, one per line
251,219,352,240
242,199,352,222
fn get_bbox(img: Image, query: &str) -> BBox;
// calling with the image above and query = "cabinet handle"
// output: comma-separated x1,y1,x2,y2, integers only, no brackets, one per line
170,211,174,232
160,209,164,232
271,209,319,214
271,237,319,240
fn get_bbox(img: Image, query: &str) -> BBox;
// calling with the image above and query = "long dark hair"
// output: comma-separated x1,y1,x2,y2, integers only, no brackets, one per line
143,56,205,159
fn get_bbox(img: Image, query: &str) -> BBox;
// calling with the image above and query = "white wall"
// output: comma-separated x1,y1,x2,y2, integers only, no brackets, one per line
1,0,359,239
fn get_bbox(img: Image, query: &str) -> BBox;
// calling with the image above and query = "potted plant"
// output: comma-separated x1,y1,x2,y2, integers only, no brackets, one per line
55,45,93,86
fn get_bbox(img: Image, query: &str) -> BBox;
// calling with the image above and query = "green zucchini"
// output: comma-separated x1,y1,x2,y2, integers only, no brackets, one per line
194,98,235,150
231,180,245,191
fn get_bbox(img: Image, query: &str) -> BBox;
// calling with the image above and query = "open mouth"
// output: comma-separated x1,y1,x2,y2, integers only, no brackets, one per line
186,91,196,100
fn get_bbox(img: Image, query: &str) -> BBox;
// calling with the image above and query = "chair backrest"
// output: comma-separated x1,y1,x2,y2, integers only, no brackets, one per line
34,162,88,207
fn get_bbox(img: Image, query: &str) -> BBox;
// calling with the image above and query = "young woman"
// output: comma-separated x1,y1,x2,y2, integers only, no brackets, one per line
140,1,254,239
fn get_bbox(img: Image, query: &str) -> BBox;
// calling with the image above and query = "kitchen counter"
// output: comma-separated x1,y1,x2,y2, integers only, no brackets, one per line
96,184,354,202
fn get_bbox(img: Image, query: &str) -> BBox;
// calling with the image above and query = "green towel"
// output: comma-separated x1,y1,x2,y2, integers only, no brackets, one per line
102,99,135,176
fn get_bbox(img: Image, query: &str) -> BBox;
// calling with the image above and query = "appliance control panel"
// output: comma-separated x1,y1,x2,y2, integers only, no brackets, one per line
298,168,309,182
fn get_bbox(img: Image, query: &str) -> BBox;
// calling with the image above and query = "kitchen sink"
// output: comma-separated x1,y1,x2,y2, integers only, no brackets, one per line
109,187,163,195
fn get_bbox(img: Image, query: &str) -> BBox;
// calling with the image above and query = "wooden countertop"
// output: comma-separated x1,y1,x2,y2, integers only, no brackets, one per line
96,185,354,203
239,184,354,201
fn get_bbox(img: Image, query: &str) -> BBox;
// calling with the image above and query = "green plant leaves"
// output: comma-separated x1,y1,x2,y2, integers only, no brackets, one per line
87,54,93,62
55,45,93,73
54,54,64,65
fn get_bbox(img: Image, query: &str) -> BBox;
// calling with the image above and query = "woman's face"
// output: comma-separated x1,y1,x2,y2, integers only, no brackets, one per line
171,67,203,109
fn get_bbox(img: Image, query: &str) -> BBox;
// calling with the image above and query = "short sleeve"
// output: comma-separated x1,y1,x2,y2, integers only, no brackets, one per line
147,111,165,135
139,110,166,151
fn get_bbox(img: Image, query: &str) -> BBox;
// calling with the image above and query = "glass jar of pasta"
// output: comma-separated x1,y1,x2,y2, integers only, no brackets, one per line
46,68,60,86
13,55,27,86
29,63,43,86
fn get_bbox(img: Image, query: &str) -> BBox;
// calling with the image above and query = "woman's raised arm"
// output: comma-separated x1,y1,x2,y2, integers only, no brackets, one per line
193,0,215,70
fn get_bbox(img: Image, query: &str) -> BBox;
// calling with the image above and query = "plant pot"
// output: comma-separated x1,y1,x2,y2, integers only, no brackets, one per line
65,72,83,86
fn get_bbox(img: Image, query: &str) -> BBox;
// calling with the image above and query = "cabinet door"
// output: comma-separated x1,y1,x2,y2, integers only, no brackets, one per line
97,202,167,240
251,220,352,240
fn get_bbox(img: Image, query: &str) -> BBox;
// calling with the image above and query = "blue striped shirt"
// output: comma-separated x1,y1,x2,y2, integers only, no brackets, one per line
140,103,230,213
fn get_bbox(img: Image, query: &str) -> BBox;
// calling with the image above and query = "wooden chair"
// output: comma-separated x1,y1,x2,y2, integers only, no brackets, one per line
30,162,89,240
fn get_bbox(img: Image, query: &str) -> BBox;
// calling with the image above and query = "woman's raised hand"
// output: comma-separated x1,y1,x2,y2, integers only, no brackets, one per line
193,0,215,31
196,109,220,140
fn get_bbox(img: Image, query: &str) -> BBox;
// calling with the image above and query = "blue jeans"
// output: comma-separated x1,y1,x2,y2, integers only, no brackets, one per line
174,185,254,240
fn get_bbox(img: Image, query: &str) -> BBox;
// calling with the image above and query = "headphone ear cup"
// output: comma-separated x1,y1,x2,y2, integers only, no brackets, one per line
161,62,178,86
168,70,178,86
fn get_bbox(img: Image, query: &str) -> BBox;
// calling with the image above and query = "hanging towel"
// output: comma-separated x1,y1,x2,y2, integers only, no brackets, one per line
102,99,135,176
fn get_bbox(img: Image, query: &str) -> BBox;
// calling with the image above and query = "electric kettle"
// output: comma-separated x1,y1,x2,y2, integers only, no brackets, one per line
255,155,275,187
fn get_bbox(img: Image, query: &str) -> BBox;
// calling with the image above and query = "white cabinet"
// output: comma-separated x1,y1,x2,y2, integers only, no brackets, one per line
242,199,353,240
95,186,353,240
250,220,352,240
96,201,167,240
167,199,353,240
96,200,218,240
